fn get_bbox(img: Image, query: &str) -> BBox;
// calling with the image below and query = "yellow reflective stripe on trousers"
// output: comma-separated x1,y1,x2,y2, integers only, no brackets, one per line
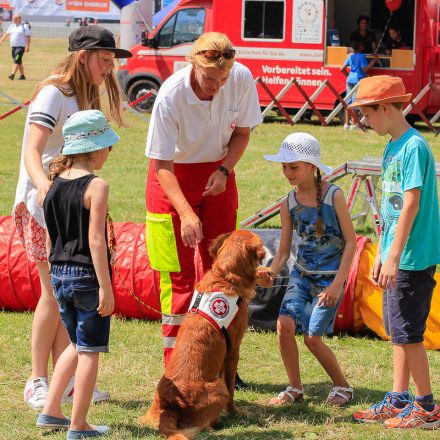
159,272,173,315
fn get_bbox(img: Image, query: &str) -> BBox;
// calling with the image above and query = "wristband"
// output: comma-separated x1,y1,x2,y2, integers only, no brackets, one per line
217,165,230,180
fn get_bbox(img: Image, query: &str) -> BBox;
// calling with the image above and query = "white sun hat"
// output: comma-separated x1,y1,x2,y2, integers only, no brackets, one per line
264,132,333,175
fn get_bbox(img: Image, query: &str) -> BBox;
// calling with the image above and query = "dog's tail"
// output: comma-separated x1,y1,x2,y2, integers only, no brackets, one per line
160,411,199,440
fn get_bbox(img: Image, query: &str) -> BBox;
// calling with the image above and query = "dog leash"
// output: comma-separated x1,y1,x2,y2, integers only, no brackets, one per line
106,214,285,316
106,213,187,318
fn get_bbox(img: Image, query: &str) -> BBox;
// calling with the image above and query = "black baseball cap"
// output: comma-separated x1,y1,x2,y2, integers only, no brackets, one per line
68,25,132,59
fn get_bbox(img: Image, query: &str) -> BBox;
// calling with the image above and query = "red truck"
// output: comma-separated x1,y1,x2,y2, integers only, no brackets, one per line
118,0,440,120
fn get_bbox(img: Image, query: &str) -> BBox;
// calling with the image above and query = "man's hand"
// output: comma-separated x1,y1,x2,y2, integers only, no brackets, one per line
202,170,227,197
97,286,114,317
180,210,203,248
37,178,52,207
378,256,399,290
317,282,343,307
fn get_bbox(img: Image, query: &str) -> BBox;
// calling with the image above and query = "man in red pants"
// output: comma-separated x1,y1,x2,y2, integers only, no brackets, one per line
145,32,262,365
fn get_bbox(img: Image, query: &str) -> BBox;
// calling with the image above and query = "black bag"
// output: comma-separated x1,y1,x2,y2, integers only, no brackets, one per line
248,229,298,332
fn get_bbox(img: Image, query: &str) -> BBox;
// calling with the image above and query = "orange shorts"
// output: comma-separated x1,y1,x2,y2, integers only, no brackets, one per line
14,202,47,262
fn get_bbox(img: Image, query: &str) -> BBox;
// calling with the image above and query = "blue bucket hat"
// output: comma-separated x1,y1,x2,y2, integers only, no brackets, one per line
62,110,120,155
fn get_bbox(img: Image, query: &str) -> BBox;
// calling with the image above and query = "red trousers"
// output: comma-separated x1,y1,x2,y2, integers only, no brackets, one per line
146,160,238,364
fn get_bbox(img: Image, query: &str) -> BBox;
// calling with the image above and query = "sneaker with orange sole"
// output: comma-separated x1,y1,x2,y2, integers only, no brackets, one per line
353,392,410,423
384,401,440,429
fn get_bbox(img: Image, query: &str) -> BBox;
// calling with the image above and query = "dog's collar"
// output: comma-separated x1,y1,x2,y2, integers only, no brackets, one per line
211,267,245,288
188,290,242,351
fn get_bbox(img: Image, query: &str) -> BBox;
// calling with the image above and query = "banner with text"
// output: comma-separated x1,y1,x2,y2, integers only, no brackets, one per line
10,0,120,19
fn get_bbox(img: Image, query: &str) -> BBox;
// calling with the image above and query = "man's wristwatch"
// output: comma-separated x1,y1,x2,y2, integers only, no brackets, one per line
217,165,230,179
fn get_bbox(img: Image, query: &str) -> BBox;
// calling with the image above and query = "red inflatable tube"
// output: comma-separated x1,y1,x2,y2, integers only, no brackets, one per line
0,216,161,320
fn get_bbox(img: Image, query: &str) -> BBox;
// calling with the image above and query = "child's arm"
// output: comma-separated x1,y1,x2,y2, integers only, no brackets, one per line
362,54,378,73
24,124,52,206
88,178,114,317
371,234,382,286
317,190,356,307
269,201,293,279
378,188,420,290
340,56,350,75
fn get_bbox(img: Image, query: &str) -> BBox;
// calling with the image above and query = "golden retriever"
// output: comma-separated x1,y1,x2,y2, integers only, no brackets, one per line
139,230,272,440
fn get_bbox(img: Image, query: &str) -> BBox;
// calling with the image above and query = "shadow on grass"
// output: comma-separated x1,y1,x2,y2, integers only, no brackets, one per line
112,423,158,437
200,428,298,439
110,398,151,411
237,381,385,410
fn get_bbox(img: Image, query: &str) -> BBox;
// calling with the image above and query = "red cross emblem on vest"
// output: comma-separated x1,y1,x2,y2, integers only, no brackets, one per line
209,297,229,319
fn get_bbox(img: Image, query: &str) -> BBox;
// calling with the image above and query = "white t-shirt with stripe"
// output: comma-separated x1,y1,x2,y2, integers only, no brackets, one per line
13,84,79,227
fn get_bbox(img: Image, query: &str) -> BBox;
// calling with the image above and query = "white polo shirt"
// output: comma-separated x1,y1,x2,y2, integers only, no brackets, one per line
145,62,263,164
7,23,31,47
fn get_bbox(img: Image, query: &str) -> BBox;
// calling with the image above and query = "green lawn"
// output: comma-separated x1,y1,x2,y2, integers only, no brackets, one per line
1,39,440,440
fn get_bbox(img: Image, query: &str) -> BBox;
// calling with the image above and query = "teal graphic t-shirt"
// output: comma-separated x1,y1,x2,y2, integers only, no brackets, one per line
381,128,440,270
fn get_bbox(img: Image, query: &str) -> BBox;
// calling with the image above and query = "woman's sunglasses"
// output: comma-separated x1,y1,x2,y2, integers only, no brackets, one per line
196,49,236,60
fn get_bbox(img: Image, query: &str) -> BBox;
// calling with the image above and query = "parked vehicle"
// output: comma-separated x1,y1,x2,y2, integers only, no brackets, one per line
118,0,440,118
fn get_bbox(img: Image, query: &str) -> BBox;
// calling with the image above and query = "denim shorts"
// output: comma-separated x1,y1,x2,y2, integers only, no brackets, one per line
383,266,436,345
51,264,110,353
279,268,343,336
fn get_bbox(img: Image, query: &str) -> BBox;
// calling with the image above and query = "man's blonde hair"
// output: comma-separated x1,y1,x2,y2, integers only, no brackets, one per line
31,50,125,127
187,32,234,70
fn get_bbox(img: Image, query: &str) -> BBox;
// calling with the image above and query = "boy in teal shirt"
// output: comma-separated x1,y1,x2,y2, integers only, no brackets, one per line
349,75,440,429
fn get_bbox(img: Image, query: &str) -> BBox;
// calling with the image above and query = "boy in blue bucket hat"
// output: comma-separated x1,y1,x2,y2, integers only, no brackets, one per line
37,110,119,438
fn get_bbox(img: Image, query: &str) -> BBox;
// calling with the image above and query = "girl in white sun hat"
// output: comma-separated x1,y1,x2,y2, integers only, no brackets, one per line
261,132,356,406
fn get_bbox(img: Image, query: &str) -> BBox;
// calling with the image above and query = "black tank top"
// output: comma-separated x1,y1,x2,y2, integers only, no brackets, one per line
44,174,106,266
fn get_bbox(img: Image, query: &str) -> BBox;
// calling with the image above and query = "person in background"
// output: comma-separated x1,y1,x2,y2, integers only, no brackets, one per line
0,14,31,80
385,26,407,55
341,39,377,130
350,15,377,54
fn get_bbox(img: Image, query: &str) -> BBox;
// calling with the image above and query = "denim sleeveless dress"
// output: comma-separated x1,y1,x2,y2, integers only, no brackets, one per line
279,184,346,336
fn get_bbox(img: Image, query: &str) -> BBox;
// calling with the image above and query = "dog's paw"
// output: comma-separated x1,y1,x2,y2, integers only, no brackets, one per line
138,412,158,429
256,266,274,288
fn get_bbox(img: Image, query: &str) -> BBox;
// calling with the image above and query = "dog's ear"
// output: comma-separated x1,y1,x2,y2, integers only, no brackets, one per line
209,232,233,259
245,236,266,266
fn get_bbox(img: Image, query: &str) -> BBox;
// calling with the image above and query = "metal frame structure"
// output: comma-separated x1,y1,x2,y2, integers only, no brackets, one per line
239,158,440,235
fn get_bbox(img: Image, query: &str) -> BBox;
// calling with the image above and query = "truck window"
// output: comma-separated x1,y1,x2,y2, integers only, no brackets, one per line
158,8,205,48
158,14,176,47
243,0,285,40
173,8,206,45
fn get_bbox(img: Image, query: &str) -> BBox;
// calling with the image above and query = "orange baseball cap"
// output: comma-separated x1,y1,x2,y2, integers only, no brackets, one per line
348,75,412,108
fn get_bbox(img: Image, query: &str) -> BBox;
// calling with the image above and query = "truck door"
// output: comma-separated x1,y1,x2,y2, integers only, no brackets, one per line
151,8,206,79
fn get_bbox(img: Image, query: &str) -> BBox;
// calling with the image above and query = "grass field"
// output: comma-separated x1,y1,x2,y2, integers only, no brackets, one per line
1,38,440,440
